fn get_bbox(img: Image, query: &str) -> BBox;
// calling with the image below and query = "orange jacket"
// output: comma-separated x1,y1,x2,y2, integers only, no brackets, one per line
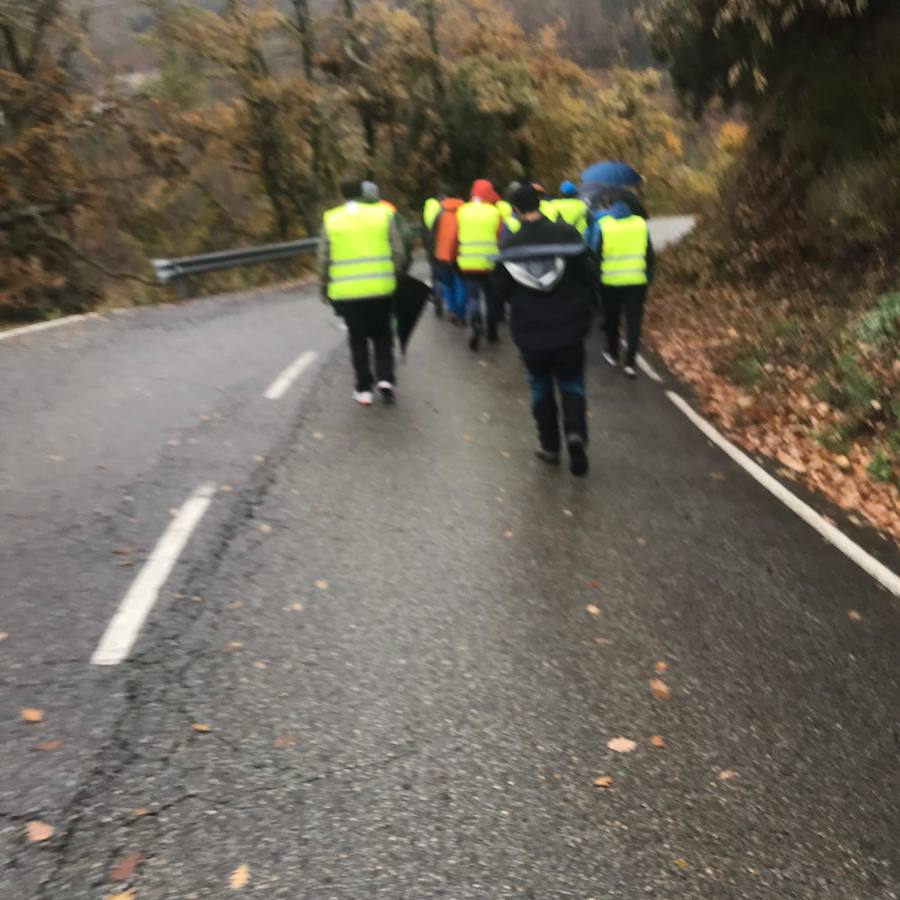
433,197,465,264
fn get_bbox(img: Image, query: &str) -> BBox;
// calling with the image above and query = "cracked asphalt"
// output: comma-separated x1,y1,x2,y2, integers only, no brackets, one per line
1,221,899,898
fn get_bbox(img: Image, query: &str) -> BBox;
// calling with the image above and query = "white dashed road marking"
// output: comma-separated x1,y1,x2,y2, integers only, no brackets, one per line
91,483,217,665
264,350,318,400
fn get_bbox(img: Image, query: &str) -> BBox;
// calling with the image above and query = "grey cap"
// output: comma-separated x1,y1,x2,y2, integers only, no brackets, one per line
361,180,380,201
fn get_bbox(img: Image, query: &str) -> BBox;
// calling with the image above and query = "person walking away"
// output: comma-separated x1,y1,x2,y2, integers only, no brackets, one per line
457,179,504,351
553,180,589,236
422,189,447,317
319,179,408,405
493,186,599,476
595,200,654,378
431,193,467,325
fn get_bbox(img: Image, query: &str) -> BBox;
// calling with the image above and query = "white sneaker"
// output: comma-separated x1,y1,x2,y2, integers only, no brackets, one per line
377,381,395,404
623,365,637,379
602,351,619,367
353,390,374,406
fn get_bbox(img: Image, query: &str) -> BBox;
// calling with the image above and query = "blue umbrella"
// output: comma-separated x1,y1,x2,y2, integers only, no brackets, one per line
580,161,642,188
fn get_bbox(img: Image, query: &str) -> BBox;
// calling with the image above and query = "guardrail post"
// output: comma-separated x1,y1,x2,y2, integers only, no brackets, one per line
174,278,189,301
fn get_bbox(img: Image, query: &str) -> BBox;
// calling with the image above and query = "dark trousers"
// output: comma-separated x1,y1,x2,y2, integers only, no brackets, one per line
520,344,587,453
602,284,646,366
336,297,394,392
463,274,500,334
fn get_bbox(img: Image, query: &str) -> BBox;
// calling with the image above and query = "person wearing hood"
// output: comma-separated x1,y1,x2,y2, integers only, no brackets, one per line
456,179,504,351
552,180,589,236
430,192,467,325
594,199,655,378
493,185,599,476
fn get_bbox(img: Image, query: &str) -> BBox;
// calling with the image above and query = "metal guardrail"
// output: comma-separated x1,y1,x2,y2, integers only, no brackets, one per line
152,237,319,296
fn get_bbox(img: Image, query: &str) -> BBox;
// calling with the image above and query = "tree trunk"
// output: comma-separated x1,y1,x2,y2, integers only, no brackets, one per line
290,0,315,81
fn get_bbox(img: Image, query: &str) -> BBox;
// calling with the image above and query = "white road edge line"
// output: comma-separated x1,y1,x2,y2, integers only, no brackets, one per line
0,313,99,343
90,483,217,665
636,354,663,383
264,350,318,400
666,391,900,597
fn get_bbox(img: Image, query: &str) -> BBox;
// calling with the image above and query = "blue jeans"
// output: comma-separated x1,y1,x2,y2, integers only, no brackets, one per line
463,274,497,332
435,265,466,319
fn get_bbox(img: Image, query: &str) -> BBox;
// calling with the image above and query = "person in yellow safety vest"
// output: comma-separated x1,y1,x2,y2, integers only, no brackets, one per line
457,178,504,351
422,189,447,316
531,182,560,222
423,195,442,231
319,179,408,406
594,200,655,379
552,180,589,237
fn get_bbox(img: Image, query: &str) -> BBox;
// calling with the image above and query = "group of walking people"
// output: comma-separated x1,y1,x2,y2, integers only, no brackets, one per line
318,175,654,478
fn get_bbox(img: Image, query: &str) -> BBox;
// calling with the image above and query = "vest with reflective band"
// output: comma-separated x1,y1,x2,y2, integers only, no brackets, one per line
423,197,441,230
457,201,502,272
504,216,522,235
324,202,396,301
553,198,589,235
599,214,649,286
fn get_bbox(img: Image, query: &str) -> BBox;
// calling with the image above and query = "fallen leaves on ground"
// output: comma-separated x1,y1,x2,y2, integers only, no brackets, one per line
607,737,637,753
562,508,574,517
21,708,44,724
710,472,727,480
594,637,612,645
229,863,250,889
226,601,244,609
192,723,211,733
650,678,671,701
499,450,511,459
273,733,297,749
111,850,142,882
107,891,136,900
254,660,268,670
315,579,329,591
258,523,272,534
585,604,600,616
312,432,324,440
290,602,304,611
593,775,613,788
503,530,513,539
25,821,54,843
462,433,474,443
35,739,63,751
637,537,647,547
848,609,862,621
224,641,243,653
718,769,737,781
674,858,689,870
0,631,7,641
221,484,233,492
654,661,668,674
132,808,149,817
650,735,666,748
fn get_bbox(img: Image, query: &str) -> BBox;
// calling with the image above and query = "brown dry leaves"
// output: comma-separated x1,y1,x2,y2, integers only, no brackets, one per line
0,630,8,641
650,678,671,701
314,579,329,591
21,708,44,724
192,723,211,733
593,775,614,789
654,661,668,674
229,863,250,889
35,739,63,751
650,735,666,748
848,609,862,622
110,850,142,882
607,737,637,753
273,733,297,749
25,821,54,843
718,769,737,781
107,892,136,900
585,604,601,616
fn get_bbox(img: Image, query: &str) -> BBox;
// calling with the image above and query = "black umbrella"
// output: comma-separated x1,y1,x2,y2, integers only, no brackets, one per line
394,273,432,356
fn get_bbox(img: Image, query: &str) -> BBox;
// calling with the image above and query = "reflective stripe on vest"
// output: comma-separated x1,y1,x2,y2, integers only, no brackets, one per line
553,198,589,235
324,202,397,301
599,215,649,286
457,201,502,272
423,197,441,230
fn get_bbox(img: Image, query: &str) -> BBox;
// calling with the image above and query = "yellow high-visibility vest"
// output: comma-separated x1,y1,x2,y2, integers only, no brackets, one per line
456,201,502,272
423,197,441,230
539,199,559,221
504,216,522,235
496,200,513,221
323,202,397,301
599,215,649,286
553,197,589,235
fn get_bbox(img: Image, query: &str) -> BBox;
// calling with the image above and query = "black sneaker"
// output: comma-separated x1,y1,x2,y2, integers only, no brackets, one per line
567,435,589,477
469,329,481,352
535,449,561,466
487,326,500,344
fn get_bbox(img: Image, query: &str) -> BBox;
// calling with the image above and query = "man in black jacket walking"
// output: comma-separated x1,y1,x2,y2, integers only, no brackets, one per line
493,186,599,476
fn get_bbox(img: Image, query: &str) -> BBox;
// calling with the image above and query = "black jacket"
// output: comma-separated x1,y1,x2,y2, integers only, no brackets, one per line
493,217,599,352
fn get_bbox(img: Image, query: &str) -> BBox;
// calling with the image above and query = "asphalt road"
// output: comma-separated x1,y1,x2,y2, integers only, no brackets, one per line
1,218,898,899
